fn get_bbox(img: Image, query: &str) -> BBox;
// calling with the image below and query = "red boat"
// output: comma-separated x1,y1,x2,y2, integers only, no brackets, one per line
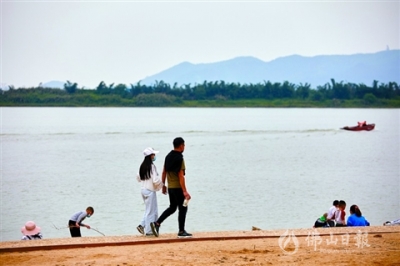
342,123,375,131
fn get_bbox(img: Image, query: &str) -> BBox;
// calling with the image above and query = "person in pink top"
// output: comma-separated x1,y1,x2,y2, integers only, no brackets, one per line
358,121,367,127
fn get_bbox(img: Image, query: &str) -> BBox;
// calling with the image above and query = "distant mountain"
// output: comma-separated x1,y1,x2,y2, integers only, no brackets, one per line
41,80,65,89
139,50,400,87
0,83,10,90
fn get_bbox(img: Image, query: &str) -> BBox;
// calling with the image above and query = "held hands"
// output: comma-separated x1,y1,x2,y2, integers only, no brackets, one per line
162,185,167,195
183,191,191,200
76,223,90,229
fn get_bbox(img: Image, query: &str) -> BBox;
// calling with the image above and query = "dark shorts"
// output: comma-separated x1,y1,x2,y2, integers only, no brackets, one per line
314,220,328,228
69,220,81,237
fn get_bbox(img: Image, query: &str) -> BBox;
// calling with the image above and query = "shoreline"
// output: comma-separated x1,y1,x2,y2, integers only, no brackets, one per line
1,226,399,266
1,226,398,251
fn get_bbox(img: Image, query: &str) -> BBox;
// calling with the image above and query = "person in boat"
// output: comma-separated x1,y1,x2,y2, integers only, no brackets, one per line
358,121,367,127
21,221,43,240
347,205,370,226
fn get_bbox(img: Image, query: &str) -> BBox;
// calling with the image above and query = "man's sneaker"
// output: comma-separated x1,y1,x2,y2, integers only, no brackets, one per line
177,230,192,238
150,222,160,237
136,225,144,235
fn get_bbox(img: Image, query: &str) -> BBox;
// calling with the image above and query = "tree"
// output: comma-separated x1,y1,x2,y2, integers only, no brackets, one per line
96,81,111,94
331,79,350,99
261,81,273,99
64,81,78,94
281,81,295,98
296,83,311,99
113,83,128,97
311,90,324,101
193,85,206,100
154,80,171,94
363,93,377,105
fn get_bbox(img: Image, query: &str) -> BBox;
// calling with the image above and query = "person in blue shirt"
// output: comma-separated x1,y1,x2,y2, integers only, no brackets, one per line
347,205,370,226
68,206,94,237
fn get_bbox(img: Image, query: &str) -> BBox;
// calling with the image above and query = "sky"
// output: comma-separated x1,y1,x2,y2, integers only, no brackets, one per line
1,0,399,89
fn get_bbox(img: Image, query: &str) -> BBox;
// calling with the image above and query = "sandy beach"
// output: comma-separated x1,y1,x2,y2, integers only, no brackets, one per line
1,226,399,266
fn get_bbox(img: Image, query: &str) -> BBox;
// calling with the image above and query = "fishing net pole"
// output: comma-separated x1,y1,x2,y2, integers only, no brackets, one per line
52,223,105,236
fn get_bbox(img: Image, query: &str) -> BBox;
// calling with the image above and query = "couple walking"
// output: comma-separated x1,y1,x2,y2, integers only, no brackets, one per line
136,137,192,238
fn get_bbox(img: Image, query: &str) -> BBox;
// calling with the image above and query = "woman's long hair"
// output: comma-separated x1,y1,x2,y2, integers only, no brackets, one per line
139,155,153,180
350,205,362,217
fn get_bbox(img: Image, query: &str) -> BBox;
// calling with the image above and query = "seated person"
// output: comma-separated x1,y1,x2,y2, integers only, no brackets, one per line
358,121,367,127
383,219,400,226
335,200,347,227
326,200,339,227
314,213,329,228
347,205,370,226
21,221,43,240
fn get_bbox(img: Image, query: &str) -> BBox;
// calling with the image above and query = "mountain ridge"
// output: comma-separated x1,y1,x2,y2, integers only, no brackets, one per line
140,50,399,87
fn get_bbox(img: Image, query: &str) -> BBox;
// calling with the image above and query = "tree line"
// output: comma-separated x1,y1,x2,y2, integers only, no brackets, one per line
1,79,399,107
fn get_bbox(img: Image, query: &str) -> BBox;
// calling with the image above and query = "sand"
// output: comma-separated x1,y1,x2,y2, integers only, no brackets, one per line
1,226,399,266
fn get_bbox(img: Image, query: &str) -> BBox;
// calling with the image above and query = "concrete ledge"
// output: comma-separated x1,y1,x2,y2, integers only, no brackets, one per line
1,226,399,253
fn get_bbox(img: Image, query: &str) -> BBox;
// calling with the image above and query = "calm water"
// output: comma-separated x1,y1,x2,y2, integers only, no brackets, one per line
1,107,399,241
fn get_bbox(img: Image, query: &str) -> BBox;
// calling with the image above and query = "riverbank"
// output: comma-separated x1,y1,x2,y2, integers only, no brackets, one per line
1,226,399,265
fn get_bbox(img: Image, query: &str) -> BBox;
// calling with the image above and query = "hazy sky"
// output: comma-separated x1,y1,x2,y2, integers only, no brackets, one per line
1,0,399,88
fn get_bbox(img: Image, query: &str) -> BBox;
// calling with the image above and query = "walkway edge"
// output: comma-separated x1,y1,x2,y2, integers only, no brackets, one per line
1,230,398,253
